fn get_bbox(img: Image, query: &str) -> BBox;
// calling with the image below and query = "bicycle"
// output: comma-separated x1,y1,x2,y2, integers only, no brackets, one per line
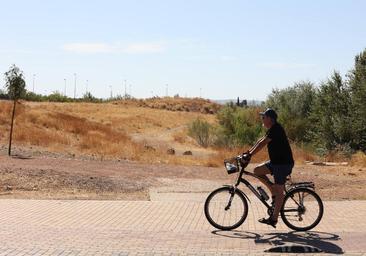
204,155,324,231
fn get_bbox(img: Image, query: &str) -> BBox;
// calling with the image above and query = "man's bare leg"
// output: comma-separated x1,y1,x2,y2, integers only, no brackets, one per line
271,184,285,222
253,164,274,195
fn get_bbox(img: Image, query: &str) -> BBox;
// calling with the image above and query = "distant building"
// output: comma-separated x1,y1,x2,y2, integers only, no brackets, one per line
236,97,247,107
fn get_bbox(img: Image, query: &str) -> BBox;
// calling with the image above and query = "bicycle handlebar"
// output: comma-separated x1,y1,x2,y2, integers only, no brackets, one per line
236,154,250,167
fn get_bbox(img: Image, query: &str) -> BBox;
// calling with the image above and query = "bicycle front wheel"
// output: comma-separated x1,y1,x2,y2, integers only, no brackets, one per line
204,186,249,230
281,188,324,231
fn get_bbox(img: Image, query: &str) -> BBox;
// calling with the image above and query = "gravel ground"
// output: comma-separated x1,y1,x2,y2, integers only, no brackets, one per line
0,146,365,201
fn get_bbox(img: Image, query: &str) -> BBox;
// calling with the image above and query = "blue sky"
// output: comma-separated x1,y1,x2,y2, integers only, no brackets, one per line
0,0,365,100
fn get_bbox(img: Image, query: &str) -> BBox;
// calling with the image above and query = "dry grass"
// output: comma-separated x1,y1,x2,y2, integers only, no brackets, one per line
317,149,366,167
0,100,215,165
0,100,144,159
172,130,188,144
115,97,221,114
350,151,366,166
1,99,363,168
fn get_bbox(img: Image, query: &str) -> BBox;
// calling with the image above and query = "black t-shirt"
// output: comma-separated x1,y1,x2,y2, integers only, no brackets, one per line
266,122,294,165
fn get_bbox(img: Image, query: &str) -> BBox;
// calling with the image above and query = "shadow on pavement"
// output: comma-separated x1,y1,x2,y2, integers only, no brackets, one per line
212,230,343,254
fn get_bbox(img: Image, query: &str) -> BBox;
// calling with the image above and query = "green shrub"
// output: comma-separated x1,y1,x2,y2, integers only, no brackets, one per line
214,105,263,147
46,91,71,102
188,118,212,147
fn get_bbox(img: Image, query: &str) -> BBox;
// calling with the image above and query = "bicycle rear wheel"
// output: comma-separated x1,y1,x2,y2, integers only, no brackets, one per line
281,187,323,231
204,186,248,230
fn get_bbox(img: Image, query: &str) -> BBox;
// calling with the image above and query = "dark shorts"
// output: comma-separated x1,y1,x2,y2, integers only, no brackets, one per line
265,161,294,185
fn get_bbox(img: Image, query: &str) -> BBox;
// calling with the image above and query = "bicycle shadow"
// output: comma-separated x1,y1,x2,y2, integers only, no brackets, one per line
212,230,343,254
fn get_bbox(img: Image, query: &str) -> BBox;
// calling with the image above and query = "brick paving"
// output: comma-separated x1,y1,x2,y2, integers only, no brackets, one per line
0,194,365,255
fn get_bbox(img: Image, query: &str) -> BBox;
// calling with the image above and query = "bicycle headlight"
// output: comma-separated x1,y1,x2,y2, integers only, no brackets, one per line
225,162,238,174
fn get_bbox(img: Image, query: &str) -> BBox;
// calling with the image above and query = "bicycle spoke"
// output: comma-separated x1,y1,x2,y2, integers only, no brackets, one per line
281,188,323,231
205,187,248,230
289,194,301,207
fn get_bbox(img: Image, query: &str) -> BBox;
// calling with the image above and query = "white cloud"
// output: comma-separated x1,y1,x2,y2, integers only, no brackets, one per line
62,42,165,54
257,62,315,69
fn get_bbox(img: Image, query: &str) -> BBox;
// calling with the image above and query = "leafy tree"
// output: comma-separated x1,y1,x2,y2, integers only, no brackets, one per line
82,92,99,102
214,105,262,147
348,49,366,151
266,81,316,142
309,72,352,151
231,107,263,145
0,89,9,99
23,91,44,101
216,105,236,137
4,65,26,155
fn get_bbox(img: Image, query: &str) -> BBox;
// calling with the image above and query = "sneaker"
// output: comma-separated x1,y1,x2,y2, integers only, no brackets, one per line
258,217,277,228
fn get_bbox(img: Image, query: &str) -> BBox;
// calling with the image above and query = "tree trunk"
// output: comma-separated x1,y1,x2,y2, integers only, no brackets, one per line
8,99,17,156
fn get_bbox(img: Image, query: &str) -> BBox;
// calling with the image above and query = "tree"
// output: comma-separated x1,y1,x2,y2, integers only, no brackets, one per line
309,72,352,151
4,65,26,156
82,92,98,102
348,49,366,151
214,105,263,147
266,81,316,142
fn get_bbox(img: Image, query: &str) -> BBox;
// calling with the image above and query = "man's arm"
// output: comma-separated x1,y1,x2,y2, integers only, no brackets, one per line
248,136,265,153
248,136,271,156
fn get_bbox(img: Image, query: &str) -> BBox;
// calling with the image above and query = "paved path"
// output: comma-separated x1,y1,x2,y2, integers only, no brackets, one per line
0,194,365,255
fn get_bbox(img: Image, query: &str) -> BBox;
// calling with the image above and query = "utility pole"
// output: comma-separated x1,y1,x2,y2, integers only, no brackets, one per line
129,84,132,96
64,78,67,96
73,73,77,99
110,85,113,99
32,74,36,93
165,84,168,97
124,80,127,96
86,80,88,94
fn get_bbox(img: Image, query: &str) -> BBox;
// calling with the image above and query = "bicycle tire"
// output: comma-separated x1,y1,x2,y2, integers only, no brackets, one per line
204,186,249,230
281,187,323,231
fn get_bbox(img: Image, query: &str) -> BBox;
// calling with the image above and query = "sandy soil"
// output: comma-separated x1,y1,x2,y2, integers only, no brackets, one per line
0,150,365,201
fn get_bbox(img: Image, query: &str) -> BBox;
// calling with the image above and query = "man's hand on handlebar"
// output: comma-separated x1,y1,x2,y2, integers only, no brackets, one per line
241,151,251,161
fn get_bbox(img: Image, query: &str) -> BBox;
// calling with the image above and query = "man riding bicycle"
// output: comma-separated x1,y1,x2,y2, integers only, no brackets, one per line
243,108,294,228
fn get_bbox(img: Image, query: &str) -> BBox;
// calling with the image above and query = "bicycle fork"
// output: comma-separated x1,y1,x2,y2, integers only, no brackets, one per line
223,184,252,211
225,186,237,211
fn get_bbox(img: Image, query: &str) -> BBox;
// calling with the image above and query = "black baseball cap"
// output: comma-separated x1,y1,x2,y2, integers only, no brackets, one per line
259,108,278,120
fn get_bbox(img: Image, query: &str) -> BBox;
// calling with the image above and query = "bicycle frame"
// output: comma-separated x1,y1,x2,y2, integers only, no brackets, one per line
231,166,274,210
229,157,316,214
205,156,323,231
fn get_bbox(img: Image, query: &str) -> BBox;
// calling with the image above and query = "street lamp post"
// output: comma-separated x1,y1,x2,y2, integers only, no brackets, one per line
73,73,77,99
32,74,36,93
64,78,67,96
